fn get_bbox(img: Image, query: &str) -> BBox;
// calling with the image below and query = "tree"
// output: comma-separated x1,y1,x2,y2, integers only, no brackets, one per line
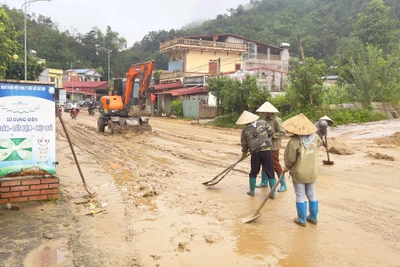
286,57,326,108
206,75,269,115
0,8,22,79
340,44,400,105
353,0,393,49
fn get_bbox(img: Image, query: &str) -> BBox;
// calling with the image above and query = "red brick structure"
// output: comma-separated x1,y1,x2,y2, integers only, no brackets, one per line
0,178,59,204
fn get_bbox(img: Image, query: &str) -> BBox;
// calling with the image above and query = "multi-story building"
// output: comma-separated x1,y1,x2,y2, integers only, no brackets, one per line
63,68,102,82
158,34,290,90
38,68,63,89
152,34,290,115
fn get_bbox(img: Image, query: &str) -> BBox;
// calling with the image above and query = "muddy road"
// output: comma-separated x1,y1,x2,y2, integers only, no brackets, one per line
52,112,400,266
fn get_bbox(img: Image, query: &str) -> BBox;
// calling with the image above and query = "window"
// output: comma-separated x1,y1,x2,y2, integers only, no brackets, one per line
235,63,241,70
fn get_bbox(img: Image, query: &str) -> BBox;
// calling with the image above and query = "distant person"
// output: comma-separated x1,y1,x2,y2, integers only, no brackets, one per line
315,116,334,148
236,110,275,197
256,101,287,193
70,102,78,115
283,113,323,226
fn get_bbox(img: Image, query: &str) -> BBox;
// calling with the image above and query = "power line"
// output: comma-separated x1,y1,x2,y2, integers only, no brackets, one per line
186,55,242,72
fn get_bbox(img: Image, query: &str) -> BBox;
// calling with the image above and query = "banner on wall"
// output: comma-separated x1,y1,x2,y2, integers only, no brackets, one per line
0,82,56,178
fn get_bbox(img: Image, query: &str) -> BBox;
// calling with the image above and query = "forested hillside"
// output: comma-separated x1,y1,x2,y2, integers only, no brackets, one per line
1,0,400,79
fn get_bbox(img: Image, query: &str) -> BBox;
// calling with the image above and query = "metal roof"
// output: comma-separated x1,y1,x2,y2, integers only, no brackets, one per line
150,81,182,90
62,81,108,89
155,86,207,96
74,69,90,74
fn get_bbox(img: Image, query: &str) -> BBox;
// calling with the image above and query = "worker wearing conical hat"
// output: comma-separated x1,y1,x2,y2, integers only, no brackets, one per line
283,113,323,226
315,115,334,148
256,101,287,195
236,110,275,197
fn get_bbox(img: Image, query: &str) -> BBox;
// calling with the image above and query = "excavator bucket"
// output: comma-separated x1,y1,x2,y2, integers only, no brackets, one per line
106,118,152,134
128,105,152,117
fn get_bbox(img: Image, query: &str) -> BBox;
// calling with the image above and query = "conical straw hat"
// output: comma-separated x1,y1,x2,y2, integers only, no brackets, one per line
256,101,279,113
236,110,259,125
282,113,317,135
319,115,334,123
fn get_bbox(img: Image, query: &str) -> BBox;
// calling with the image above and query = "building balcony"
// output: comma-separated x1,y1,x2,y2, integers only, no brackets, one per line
160,71,209,83
160,38,247,54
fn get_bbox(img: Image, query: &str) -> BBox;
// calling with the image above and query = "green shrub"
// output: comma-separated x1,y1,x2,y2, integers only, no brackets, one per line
280,107,387,126
170,99,183,116
329,109,387,125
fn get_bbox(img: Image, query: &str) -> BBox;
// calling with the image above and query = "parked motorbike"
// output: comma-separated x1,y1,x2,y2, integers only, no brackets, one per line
71,108,78,119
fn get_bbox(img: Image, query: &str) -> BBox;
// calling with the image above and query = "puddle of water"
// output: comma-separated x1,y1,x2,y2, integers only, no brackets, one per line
151,156,174,165
135,197,158,213
99,161,136,187
25,239,72,267
132,200,280,266
234,221,275,257
108,161,122,169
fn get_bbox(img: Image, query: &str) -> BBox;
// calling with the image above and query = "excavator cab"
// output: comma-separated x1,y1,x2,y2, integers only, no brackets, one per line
97,60,155,134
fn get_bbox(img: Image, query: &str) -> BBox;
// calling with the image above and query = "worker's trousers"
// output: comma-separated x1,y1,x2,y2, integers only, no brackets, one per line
293,182,317,202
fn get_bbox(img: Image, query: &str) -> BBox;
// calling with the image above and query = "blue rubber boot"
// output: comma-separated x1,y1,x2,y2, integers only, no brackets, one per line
268,178,276,199
306,200,318,225
277,174,287,192
294,202,307,226
256,171,268,188
247,177,256,196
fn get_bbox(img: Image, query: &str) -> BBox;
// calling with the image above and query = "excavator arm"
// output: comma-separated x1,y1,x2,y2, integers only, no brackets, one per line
124,60,155,106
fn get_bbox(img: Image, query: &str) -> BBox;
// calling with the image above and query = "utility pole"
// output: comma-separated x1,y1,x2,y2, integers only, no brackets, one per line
23,0,52,80
95,44,112,90
217,58,221,74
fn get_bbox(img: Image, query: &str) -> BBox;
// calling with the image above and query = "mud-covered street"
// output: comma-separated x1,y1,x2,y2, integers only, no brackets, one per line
42,111,400,266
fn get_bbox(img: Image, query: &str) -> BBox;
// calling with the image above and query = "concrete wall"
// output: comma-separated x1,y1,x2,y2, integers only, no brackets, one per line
227,69,288,92
242,48,289,72
185,50,241,73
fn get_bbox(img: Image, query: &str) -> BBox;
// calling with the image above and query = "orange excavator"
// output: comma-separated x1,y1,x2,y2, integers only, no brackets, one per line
97,60,155,134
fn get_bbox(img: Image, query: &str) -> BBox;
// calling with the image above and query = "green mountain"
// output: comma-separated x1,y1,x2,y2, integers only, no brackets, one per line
2,0,400,78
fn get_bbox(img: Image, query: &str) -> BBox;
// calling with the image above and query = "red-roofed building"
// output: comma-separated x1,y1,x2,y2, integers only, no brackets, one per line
155,86,207,96
152,85,214,116
148,81,182,93
63,81,108,101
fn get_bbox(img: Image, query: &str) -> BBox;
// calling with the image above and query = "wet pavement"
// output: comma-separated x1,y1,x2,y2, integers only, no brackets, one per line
0,197,72,266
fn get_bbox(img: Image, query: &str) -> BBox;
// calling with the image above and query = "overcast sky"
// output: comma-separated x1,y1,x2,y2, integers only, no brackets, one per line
3,0,248,46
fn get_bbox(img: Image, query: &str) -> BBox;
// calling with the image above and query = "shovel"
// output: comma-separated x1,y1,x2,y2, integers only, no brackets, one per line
239,172,286,223
322,135,334,165
202,153,250,186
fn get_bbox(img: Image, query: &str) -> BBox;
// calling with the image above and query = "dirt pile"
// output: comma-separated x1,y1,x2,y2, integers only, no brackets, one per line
368,152,395,161
374,132,400,146
329,144,354,155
